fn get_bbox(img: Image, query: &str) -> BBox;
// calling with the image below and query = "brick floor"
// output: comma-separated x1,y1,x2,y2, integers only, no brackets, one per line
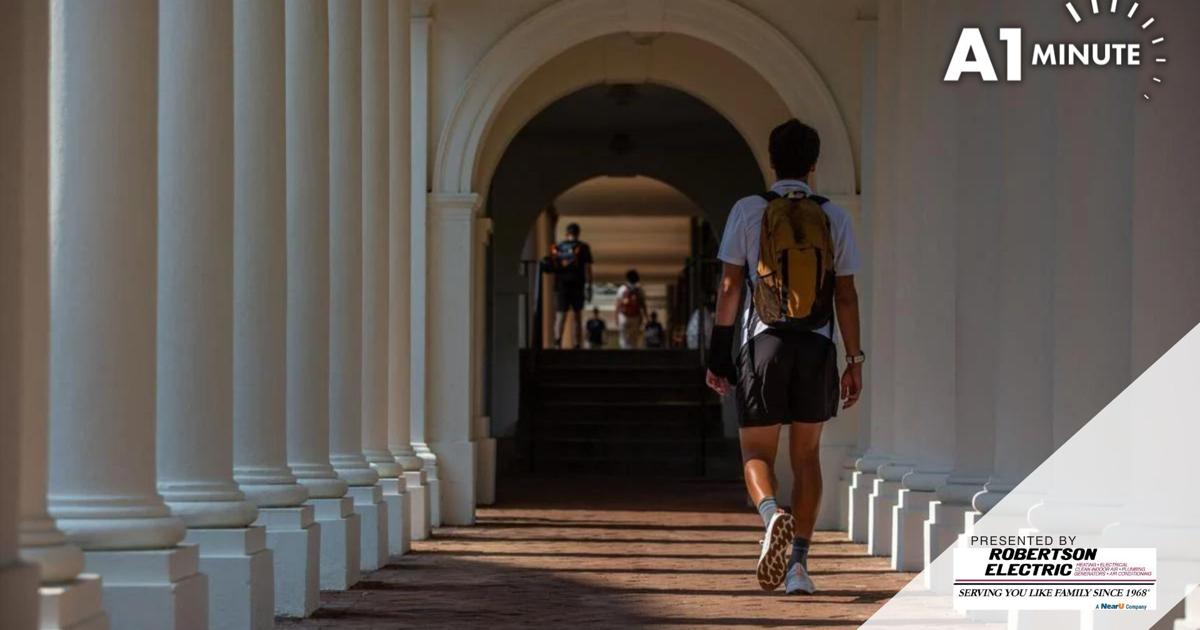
278,476,914,629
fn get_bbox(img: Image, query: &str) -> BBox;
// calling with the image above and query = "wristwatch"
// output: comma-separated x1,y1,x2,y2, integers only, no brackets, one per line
846,351,866,365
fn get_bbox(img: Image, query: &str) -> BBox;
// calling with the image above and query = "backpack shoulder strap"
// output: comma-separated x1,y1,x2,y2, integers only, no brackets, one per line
758,191,781,203
808,194,829,205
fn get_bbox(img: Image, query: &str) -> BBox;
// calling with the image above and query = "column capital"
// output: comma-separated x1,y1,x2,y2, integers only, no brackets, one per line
429,192,482,219
411,1,433,21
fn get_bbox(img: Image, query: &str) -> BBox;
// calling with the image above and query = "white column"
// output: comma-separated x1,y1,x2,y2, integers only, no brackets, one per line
48,1,205,627
427,193,482,526
329,0,387,574
473,218,497,507
867,0,916,558
389,0,431,541
363,0,412,559
842,16,876,538
971,0,1060,528
852,0,900,548
1031,0,1136,537
12,0,107,626
2,3,49,627
922,0,1002,580
157,2,273,625
890,0,958,572
233,0,321,617
286,0,360,590
409,8,442,527
1116,4,1200,625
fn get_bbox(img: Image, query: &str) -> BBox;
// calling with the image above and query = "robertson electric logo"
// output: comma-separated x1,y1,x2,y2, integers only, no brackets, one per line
944,0,1167,101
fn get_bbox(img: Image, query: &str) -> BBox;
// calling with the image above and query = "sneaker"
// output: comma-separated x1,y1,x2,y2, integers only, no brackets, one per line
785,560,816,595
756,511,795,590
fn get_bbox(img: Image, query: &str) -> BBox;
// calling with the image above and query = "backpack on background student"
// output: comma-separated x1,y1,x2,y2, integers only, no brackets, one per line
553,240,583,275
617,283,643,318
752,190,835,332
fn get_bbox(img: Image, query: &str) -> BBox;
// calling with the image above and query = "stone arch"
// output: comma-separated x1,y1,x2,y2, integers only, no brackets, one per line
433,0,856,199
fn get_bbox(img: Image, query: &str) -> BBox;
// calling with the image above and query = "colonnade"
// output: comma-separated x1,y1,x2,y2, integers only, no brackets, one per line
1,0,445,628
845,0,1200,614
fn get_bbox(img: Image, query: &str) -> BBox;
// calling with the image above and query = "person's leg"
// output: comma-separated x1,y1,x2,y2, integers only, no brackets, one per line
740,423,793,590
570,308,583,349
788,422,825,541
739,424,781,509
783,421,825,595
553,309,566,347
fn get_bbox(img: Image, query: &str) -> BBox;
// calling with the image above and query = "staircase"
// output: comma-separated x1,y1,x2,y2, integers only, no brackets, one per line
517,349,739,477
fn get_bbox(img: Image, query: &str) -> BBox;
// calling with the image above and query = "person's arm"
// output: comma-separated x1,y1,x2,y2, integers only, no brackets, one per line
835,275,863,409
714,263,744,327
705,263,745,395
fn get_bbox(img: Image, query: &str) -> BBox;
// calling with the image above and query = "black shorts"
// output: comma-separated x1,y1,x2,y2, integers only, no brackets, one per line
736,329,839,427
555,281,585,312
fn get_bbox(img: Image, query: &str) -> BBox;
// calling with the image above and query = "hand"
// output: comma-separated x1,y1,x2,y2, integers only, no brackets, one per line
706,369,733,396
841,364,863,409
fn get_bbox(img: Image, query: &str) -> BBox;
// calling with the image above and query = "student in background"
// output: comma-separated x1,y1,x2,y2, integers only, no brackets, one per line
644,311,665,348
615,269,647,349
585,307,607,349
548,223,593,349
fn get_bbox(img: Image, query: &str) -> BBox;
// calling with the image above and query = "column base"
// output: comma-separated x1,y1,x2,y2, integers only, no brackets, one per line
815,443,850,531
836,457,856,536
347,485,388,571
426,476,441,528
254,505,319,618
923,501,971,590
867,477,901,557
184,526,273,630
428,439,476,526
1174,583,1199,630
848,471,876,543
404,470,430,541
378,477,411,556
38,574,109,630
84,544,208,630
307,497,360,590
0,560,40,629
475,437,496,506
892,488,936,571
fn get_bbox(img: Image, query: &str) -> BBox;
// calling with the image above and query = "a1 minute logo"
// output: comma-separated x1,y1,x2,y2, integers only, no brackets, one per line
943,0,1167,101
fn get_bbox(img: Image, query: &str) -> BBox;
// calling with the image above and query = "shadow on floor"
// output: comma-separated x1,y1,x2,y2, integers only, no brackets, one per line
277,476,914,629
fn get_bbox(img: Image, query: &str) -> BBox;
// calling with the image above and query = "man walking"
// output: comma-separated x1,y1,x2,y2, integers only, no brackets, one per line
549,223,593,349
706,119,864,594
615,269,647,349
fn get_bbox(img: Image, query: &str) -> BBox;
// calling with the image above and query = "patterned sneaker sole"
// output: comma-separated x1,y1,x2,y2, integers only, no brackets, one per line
756,513,795,590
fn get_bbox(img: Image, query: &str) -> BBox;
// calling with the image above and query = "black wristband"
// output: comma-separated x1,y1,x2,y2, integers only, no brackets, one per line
708,325,737,381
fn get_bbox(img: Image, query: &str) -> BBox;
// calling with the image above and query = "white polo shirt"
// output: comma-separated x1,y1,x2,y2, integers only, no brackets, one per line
717,179,861,346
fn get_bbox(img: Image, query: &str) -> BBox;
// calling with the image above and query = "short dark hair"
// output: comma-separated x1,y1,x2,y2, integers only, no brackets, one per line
565,223,581,236
625,269,640,284
768,119,820,180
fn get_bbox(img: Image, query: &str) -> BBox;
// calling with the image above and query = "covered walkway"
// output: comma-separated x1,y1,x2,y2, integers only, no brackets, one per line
281,478,911,629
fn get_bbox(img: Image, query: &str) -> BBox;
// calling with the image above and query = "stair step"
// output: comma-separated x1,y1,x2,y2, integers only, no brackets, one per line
531,456,702,476
534,366,701,386
531,401,719,423
527,349,700,369
536,383,710,404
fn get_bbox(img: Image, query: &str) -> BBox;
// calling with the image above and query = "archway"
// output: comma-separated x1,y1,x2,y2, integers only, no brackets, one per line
433,0,856,199
425,0,860,524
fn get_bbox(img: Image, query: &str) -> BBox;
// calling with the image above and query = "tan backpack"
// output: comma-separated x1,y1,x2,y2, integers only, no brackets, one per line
752,190,836,331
